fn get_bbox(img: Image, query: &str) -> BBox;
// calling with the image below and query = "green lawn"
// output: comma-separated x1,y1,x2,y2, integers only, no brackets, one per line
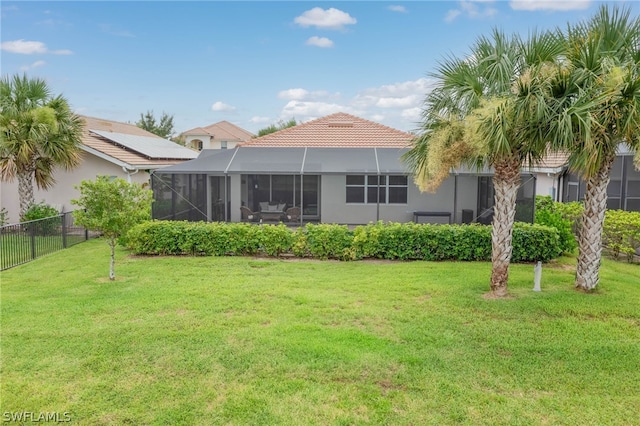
1,239,639,425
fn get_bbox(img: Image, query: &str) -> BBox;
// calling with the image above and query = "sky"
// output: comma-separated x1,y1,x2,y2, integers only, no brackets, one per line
1,0,637,136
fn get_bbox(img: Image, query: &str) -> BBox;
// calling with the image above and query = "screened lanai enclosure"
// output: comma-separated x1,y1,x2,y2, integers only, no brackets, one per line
151,147,536,225
561,145,640,211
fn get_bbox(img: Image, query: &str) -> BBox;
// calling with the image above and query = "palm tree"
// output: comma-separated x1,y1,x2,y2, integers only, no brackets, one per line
532,5,640,291
0,74,84,219
404,29,563,297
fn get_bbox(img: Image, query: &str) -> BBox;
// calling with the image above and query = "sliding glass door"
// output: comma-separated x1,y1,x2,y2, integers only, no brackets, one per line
243,174,320,219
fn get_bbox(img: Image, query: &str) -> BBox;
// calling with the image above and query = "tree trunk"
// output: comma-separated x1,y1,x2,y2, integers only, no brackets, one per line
490,158,521,297
575,155,614,291
109,238,116,281
17,169,35,219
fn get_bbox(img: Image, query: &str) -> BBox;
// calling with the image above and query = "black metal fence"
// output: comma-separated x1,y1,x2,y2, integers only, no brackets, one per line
0,211,89,271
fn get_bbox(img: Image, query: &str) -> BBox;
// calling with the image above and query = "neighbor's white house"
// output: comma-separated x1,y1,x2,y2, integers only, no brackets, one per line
181,121,255,152
0,115,197,224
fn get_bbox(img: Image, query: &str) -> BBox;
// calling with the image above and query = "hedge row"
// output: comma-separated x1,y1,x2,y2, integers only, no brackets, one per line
603,209,640,262
126,221,563,262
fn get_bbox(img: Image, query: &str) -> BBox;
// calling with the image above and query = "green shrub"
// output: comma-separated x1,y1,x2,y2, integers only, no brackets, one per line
0,207,8,226
300,223,353,260
511,222,563,262
535,196,578,254
603,210,640,262
260,224,294,257
126,220,562,263
22,202,60,235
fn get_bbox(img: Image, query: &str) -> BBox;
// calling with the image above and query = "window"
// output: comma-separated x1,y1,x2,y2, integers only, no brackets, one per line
346,175,407,204
220,141,228,150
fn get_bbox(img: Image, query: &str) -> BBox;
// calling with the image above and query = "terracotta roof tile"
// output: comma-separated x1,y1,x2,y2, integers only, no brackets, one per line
182,120,254,141
525,151,570,170
241,112,414,148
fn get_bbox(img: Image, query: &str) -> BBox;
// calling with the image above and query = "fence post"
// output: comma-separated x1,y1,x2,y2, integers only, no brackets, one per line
30,220,36,260
61,213,67,248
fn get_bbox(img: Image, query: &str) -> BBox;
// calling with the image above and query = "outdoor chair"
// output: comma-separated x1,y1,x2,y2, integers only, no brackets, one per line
240,206,260,222
285,206,301,222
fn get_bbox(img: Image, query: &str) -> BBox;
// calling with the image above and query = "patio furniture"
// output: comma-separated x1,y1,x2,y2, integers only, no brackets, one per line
413,211,452,224
259,202,287,222
240,206,260,222
285,206,301,222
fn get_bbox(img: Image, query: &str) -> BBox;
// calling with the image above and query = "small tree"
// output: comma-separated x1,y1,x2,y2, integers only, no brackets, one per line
136,110,175,139
255,118,298,137
72,176,153,281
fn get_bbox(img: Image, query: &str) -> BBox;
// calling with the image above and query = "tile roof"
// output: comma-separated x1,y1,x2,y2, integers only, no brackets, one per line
525,151,570,171
241,112,414,148
79,115,196,168
182,121,254,141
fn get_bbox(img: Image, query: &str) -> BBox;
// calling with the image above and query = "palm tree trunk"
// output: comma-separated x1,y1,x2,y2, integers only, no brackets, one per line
17,170,35,220
490,158,521,297
575,155,614,291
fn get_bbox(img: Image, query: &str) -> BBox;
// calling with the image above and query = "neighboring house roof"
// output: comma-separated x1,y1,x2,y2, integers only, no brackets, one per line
526,151,570,174
182,121,255,141
80,115,197,169
241,112,414,148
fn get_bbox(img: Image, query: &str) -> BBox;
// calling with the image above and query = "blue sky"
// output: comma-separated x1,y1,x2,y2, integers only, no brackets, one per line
2,1,636,136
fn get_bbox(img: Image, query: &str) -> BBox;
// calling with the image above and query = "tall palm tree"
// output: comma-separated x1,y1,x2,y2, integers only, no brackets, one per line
528,5,640,291
404,29,563,297
0,74,84,219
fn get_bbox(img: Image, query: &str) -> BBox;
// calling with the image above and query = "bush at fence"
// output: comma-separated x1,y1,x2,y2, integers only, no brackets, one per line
22,202,60,236
127,220,562,262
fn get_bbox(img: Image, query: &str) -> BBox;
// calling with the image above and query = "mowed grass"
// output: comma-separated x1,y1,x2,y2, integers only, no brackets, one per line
1,239,639,425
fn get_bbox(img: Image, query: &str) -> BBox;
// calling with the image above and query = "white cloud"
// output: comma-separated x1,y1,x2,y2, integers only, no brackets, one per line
445,9,462,22
278,88,309,100
388,5,407,13
211,101,236,112
294,7,357,30
445,1,498,22
306,36,334,48
278,88,337,101
272,78,436,132
353,78,435,109
0,39,72,55
281,101,354,120
401,107,422,122
509,0,591,11
250,116,271,124
19,60,46,71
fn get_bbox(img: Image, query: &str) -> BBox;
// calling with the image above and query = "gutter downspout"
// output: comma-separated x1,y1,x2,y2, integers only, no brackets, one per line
122,166,139,183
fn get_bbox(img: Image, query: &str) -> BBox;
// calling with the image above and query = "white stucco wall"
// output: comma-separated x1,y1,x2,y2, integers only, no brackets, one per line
535,173,560,200
184,135,240,151
0,152,150,224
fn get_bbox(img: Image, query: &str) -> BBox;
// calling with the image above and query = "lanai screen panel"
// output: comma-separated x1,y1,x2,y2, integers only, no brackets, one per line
227,147,306,174
152,149,236,175
303,148,378,174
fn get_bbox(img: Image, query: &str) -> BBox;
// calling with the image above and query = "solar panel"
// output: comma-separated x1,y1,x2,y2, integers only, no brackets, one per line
90,130,197,160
